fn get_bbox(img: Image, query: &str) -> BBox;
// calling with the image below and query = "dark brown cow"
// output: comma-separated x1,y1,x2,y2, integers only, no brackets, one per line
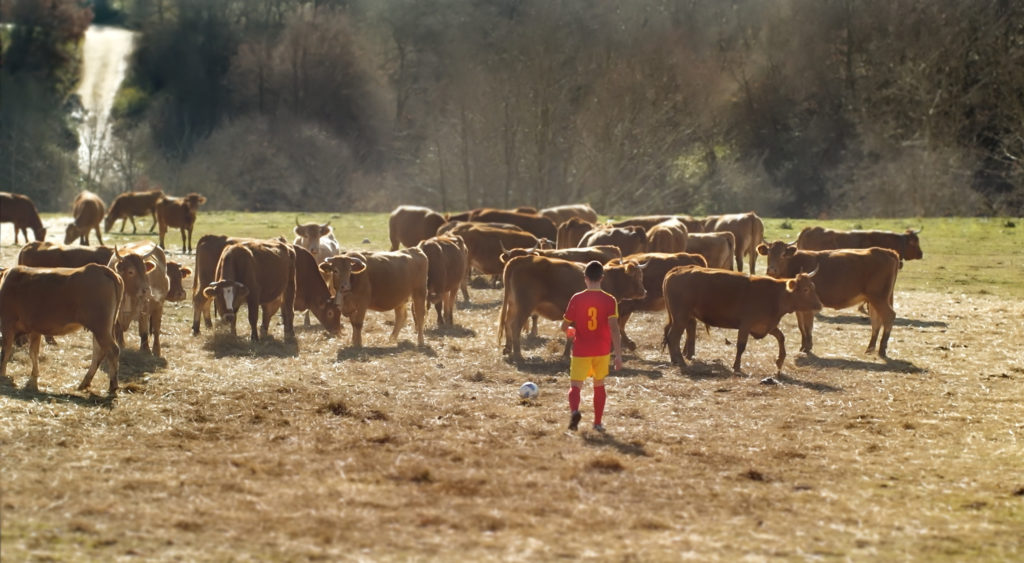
578,226,647,257
191,234,250,335
499,245,622,266
616,252,707,351
389,205,447,250
18,241,114,268
418,235,469,326
612,215,676,230
445,223,549,281
704,212,765,273
540,204,599,227
438,220,524,235
467,209,557,241
319,248,429,349
685,231,736,270
202,239,297,341
0,263,124,394
497,256,647,363
109,242,166,356
677,215,706,234
645,218,688,253
662,265,822,374
166,261,191,302
64,190,106,246
156,193,206,253
292,245,343,336
0,192,47,245
556,217,596,249
104,189,164,233
796,226,923,262
758,241,901,356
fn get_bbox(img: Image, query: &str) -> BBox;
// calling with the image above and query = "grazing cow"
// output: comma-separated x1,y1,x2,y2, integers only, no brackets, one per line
645,218,689,253
104,189,164,233
685,231,736,270
497,256,647,363
64,191,106,246
662,265,822,374
292,245,343,336
202,239,297,341
445,223,550,285
578,226,647,257
418,235,469,326
109,242,169,356
319,248,429,349
615,252,707,351
0,263,124,394
18,241,114,268
556,217,597,249
796,226,923,262
758,241,901,357
704,212,765,273
389,205,447,250
0,192,47,245
540,204,599,226
191,234,250,335
156,193,206,253
467,209,558,241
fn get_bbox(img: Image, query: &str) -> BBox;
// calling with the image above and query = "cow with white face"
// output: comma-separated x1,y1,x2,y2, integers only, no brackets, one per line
293,218,341,325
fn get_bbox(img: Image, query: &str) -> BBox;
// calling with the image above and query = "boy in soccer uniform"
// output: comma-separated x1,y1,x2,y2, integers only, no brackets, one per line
560,261,623,432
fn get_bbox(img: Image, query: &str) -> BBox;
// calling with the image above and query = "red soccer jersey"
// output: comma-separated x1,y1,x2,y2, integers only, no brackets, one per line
563,288,618,357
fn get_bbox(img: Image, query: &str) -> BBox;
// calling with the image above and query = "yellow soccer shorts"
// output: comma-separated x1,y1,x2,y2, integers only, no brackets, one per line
569,355,610,382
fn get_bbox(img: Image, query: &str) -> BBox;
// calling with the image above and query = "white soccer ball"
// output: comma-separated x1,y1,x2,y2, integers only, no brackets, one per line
519,381,539,400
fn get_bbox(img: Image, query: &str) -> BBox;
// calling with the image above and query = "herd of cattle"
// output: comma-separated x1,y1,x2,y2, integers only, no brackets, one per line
0,191,923,396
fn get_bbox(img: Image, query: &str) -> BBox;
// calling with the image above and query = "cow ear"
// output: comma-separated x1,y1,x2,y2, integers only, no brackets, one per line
783,245,798,257
202,286,216,299
786,279,797,292
180,267,192,278
756,243,769,256
349,258,367,274
144,261,156,273
319,262,333,275
320,225,331,237
293,226,302,236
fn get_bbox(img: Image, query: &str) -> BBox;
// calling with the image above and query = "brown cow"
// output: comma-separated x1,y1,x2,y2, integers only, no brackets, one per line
64,190,106,246
796,226,923,262
109,242,167,356
758,241,901,357
104,189,164,233
499,245,622,266
18,241,114,268
556,217,597,249
704,212,765,273
645,218,689,254
685,231,736,270
0,263,124,394
662,265,822,374
293,218,341,325
540,204,599,226
156,193,206,253
166,261,192,302
319,248,429,349
202,239,297,341
389,205,447,250
616,252,707,351
612,215,677,230
578,226,647,257
445,223,550,284
191,234,250,335
467,209,557,241
438,220,524,235
418,235,469,326
0,192,47,245
497,256,647,363
292,245,343,336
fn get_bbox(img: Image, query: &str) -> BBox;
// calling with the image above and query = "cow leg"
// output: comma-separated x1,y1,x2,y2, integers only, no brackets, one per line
797,310,814,353
0,332,14,384
748,249,757,275
735,249,744,272
529,314,539,338
619,310,636,351
682,317,697,360
391,302,408,342
130,216,137,234
150,302,164,357
304,310,312,327
180,228,188,254
149,212,157,233
192,294,206,335
186,228,194,254
94,226,104,247
769,327,787,373
460,275,470,303
26,333,42,392
158,225,166,249
434,301,444,327
867,301,896,357
732,328,749,373
412,294,426,347
81,332,119,394
139,310,151,354
349,309,367,349
248,300,261,341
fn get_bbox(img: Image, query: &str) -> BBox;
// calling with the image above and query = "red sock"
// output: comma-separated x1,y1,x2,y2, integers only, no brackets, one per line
593,385,606,425
568,386,581,412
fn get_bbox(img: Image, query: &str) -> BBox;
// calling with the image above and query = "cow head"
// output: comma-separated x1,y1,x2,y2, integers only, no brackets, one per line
757,241,799,277
63,222,83,244
294,219,333,255
166,261,192,302
784,269,823,313
203,280,250,324
903,229,923,260
109,248,155,310
184,193,207,210
602,260,647,301
319,254,367,308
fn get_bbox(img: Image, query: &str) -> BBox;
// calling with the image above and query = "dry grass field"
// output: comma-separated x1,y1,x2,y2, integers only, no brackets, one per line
1,214,1022,561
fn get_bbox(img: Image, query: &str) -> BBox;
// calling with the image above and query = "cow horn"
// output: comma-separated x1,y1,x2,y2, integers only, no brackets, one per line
295,217,302,227
804,265,820,278
321,221,331,229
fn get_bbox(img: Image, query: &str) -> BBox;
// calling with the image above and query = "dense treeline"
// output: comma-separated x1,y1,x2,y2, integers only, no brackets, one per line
2,0,1023,216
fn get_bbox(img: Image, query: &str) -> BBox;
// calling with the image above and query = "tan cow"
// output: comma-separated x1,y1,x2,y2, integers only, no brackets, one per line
662,265,822,374
202,239,297,341
540,204,599,226
499,245,622,266
467,208,557,241
616,252,707,351
64,190,106,246
796,226,923,262
645,218,689,253
165,261,192,303
578,226,647,257
685,231,736,270
612,215,677,231
18,241,114,269
0,263,124,394
556,217,597,249
156,193,206,253
445,223,550,284
497,256,647,363
109,242,169,356
389,205,447,250
758,241,901,357
191,234,250,335
704,212,765,273
292,245,343,336
0,192,47,245
418,235,469,326
319,248,429,349
104,189,164,233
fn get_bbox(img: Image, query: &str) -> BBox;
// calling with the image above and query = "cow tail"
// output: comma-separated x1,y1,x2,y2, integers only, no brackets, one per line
496,263,513,348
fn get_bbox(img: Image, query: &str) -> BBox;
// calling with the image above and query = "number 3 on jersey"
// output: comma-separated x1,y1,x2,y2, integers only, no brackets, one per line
587,306,598,331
